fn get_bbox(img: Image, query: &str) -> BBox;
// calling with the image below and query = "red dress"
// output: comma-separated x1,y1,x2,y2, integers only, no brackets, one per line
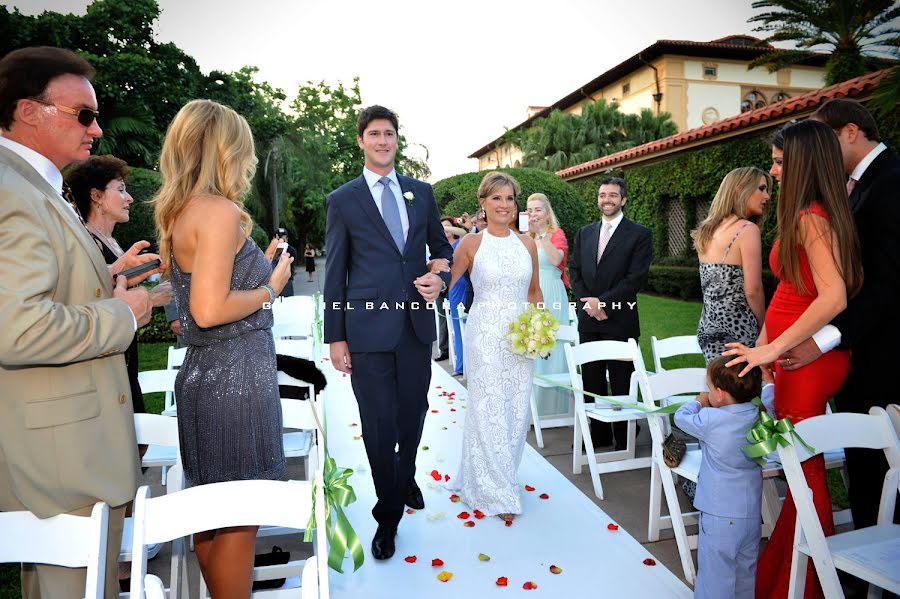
756,203,848,599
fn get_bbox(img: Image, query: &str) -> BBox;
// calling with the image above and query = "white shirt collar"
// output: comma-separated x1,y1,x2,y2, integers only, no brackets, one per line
850,142,886,183
0,135,64,194
363,166,399,191
601,211,625,232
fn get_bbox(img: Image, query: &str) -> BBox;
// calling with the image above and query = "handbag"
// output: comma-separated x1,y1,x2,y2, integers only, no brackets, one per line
253,545,290,590
662,432,687,468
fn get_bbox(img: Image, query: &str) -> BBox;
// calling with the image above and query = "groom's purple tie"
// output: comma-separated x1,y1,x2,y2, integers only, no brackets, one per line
380,176,405,253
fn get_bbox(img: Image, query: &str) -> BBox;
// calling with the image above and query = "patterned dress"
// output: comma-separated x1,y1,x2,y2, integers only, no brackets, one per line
696,223,760,363
451,231,534,515
170,238,285,487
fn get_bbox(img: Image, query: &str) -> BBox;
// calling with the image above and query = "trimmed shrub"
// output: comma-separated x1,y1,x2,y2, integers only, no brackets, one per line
432,167,590,240
137,308,177,343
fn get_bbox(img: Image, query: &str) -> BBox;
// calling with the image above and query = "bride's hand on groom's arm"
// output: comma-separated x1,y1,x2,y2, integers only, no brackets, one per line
414,273,443,302
330,341,352,374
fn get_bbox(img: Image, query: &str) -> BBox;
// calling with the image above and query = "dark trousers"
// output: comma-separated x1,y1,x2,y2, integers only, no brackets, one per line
579,331,635,449
350,314,431,528
836,356,900,528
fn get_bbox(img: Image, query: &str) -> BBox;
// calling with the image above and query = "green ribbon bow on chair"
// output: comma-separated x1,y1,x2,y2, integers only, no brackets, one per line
305,456,365,573
533,374,687,414
742,398,815,466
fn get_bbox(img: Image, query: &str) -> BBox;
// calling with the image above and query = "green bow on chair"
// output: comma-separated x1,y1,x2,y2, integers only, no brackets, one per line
305,456,365,573
742,398,815,466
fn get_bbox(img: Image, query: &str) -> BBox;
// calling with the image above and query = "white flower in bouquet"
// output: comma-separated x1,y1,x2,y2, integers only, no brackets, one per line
506,305,560,359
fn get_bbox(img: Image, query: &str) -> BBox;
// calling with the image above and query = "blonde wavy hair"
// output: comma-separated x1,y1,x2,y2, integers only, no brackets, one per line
691,166,770,254
526,192,560,237
153,99,257,267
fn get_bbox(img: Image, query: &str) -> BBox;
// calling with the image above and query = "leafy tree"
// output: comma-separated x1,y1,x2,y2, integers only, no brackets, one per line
517,100,677,171
747,0,900,85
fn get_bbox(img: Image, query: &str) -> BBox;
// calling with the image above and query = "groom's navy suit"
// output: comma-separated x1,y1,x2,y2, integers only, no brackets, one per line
324,171,453,527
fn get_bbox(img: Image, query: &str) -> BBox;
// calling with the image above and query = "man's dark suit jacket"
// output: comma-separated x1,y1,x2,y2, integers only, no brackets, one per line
324,173,453,352
568,217,653,339
832,146,900,359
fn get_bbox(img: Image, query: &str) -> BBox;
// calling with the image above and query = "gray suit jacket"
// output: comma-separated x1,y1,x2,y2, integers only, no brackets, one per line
0,146,140,518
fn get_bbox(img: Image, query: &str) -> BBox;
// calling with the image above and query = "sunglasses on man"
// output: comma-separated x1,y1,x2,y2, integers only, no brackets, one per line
28,98,99,127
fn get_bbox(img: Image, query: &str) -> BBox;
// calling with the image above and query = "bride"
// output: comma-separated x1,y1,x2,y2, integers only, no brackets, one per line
447,172,542,523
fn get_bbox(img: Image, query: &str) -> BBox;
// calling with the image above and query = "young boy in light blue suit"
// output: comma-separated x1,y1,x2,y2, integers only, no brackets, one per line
674,356,768,599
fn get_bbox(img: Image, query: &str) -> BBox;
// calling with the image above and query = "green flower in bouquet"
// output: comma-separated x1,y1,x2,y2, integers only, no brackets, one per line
506,305,560,359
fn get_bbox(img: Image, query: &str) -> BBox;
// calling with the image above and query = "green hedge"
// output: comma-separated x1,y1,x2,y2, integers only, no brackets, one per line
137,308,177,343
432,167,589,240
645,264,780,302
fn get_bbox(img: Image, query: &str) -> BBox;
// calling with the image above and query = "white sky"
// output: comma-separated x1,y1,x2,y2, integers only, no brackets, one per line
12,0,762,181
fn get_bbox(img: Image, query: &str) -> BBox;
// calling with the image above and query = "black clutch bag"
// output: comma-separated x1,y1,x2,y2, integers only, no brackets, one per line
253,545,290,590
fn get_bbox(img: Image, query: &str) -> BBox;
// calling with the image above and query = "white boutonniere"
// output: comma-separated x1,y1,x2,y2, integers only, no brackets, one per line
403,191,414,205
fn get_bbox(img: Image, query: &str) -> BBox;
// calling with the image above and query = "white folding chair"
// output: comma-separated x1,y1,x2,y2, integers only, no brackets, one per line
275,338,314,359
779,408,900,598
129,476,329,599
889,404,900,438
272,296,315,340
567,301,578,326
142,574,166,599
138,369,179,417
457,302,468,340
529,324,579,448
637,369,782,580
164,346,187,414
0,502,109,599
567,338,650,499
650,335,703,373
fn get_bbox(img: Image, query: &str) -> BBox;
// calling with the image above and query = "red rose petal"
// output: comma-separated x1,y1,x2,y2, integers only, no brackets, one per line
473,509,485,519
457,511,470,519
431,558,444,567
406,508,416,514
404,555,417,563
444,474,450,481
549,564,562,574
505,519,513,527
463,520,475,527
450,408,457,412
643,558,657,566
431,409,439,413
524,485,536,492
430,470,442,481
435,386,442,389
523,581,538,590
539,493,550,499
496,577,508,587
607,523,619,531
449,494,461,502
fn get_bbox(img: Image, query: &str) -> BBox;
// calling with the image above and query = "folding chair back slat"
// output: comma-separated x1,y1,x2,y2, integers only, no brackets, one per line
0,502,108,599
650,335,703,373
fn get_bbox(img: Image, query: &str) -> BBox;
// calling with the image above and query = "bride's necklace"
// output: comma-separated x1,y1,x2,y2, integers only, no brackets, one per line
85,222,124,257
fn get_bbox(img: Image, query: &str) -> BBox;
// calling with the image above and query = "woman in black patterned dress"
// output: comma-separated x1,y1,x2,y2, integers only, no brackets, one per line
692,167,771,362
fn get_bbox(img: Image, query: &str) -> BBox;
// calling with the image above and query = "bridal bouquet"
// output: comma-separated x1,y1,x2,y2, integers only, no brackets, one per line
507,305,560,359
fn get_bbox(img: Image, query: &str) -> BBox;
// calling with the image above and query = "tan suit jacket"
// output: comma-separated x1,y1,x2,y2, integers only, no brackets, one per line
0,145,140,519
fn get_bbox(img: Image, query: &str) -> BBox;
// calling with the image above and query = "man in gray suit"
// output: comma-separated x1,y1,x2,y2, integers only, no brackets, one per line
0,47,155,598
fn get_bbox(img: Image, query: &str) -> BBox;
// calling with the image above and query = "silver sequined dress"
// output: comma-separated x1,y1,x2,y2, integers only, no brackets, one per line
170,238,285,487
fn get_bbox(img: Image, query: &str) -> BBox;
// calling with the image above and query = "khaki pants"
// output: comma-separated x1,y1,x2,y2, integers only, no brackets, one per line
20,503,126,599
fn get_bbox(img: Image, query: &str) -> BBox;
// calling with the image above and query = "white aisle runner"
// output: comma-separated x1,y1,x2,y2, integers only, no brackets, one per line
320,357,690,598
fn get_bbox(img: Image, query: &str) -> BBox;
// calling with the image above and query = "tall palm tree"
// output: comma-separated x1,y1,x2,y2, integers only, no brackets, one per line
748,0,900,85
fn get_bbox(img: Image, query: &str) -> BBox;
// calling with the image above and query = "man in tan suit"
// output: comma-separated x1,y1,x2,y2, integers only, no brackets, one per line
0,47,155,598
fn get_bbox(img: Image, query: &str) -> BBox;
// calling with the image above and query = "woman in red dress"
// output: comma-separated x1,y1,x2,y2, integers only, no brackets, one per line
726,119,863,599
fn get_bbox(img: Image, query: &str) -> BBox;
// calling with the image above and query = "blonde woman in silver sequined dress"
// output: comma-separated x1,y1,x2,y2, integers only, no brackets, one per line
153,99,293,599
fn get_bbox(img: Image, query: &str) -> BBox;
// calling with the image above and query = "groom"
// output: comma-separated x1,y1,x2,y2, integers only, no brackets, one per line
324,105,453,560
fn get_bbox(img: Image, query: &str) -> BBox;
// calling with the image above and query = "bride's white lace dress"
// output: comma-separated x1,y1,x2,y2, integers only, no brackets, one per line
451,230,534,515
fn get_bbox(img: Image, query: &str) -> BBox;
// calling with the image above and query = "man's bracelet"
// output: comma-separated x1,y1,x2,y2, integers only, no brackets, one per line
260,283,276,303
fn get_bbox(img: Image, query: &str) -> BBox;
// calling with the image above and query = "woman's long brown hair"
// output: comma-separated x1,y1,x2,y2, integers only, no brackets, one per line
777,119,862,297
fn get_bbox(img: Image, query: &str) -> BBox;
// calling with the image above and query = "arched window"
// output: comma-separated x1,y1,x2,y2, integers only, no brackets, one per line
741,90,767,112
772,91,791,103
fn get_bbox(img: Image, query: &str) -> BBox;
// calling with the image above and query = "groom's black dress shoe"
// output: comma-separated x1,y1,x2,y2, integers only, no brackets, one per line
371,525,397,560
405,481,425,510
